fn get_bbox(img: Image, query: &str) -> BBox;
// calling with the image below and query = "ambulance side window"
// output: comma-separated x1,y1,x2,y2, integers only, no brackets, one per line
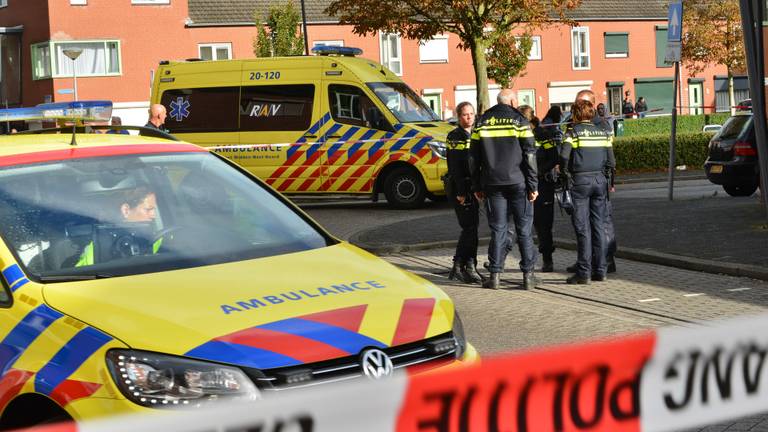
240,84,315,131
329,84,389,130
161,87,239,133
0,283,9,306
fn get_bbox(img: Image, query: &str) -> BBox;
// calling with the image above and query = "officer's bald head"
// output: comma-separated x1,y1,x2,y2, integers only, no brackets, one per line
575,89,596,105
497,89,517,107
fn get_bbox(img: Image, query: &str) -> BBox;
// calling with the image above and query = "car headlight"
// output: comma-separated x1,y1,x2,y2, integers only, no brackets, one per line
106,350,260,408
427,140,447,159
453,311,467,358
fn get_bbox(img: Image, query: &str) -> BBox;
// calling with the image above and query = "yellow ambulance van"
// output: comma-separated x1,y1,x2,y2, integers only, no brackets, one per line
150,46,451,208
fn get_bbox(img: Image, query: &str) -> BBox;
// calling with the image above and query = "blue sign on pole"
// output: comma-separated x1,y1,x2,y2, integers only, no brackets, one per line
667,1,683,42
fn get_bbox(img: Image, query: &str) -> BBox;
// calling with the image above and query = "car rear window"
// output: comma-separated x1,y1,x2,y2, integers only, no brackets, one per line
716,115,752,140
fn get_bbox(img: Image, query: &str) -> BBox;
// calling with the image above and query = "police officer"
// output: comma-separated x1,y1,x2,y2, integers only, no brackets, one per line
566,90,618,274
517,105,559,273
532,114,561,272
446,102,484,284
560,99,615,284
469,89,538,290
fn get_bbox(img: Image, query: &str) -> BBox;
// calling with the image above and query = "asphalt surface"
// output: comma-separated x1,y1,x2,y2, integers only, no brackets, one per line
349,171,768,280
301,172,768,432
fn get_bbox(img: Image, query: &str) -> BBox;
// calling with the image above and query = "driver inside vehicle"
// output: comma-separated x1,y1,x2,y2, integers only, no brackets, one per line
75,186,161,267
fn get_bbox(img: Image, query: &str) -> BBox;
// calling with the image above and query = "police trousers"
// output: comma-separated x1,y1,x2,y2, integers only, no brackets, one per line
570,174,608,278
533,179,555,256
605,199,616,264
485,184,536,273
452,195,479,263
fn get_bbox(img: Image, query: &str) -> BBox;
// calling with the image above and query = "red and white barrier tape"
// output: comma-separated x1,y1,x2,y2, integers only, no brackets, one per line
23,313,768,432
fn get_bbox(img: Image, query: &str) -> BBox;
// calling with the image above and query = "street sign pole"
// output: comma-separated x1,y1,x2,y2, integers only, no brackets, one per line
669,61,679,201
665,1,683,201
739,0,768,220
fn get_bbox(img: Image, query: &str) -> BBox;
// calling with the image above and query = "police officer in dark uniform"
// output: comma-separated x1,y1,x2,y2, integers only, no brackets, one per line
560,99,615,284
469,89,539,290
445,101,484,284
532,115,561,272
566,92,618,275
517,105,559,273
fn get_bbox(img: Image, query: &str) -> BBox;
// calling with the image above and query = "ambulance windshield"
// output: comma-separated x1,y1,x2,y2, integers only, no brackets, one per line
367,82,440,123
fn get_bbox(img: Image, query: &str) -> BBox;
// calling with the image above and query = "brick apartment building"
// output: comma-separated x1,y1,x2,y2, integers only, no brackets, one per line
0,0,737,126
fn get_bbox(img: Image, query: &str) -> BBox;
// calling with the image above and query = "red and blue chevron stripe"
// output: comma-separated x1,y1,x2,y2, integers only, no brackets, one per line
185,300,436,370
0,304,63,374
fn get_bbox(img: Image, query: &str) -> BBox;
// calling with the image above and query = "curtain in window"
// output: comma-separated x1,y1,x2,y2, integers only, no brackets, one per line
55,42,106,75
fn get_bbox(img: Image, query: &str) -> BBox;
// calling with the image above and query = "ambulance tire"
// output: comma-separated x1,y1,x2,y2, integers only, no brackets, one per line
384,166,426,209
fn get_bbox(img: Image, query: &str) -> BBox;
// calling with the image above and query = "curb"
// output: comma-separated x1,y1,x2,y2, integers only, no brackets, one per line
615,173,705,185
351,235,768,282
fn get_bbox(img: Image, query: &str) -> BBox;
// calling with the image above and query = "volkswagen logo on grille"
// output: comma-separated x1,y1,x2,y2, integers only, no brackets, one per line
360,348,394,380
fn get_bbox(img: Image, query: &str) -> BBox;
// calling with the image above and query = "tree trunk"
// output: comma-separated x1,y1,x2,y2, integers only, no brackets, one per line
469,37,490,114
728,71,736,115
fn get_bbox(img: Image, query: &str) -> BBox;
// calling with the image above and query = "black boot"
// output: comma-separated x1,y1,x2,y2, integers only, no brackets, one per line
523,272,540,290
448,260,462,281
541,254,554,273
607,260,617,274
483,273,501,289
460,258,484,284
566,263,578,273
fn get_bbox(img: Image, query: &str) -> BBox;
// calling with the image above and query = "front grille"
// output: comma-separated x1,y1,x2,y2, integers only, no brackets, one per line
246,333,458,391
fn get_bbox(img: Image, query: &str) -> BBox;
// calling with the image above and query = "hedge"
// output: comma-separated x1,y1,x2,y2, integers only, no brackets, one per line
621,113,730,136
613,132,712,171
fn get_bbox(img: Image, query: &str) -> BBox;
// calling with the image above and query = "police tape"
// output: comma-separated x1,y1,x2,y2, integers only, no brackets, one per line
23,313,768,432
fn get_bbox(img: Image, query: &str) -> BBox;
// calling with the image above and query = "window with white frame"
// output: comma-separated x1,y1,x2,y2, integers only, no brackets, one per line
515,35,541,60
0,0,7,7
380,33,402,75
571,27,590,70
198,43,231,61
313,40,344,48
32,40,121,80
419,36,448,63
131,0,169,4
70,0,87,4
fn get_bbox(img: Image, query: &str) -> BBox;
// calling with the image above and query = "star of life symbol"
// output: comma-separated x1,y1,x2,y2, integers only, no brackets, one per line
169,97,191,122
360,348,394,380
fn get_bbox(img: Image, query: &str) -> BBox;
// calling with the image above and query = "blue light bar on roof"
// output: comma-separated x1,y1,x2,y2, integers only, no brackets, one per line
311,45,363,56
0,100,113,123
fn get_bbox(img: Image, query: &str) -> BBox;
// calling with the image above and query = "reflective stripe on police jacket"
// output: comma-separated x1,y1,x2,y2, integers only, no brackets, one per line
561,121,615,175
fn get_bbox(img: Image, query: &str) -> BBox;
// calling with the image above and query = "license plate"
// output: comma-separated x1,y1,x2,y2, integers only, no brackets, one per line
710,165,723,174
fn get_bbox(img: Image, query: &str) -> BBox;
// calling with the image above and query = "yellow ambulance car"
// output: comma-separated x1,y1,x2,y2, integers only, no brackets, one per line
0,102,475,429
150,46,451,209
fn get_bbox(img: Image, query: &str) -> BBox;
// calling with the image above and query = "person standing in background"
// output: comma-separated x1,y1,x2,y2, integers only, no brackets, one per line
446,102,484,284
622,90,635,118
635,97,648,118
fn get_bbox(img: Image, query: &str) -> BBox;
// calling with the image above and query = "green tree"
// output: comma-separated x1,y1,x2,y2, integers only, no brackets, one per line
253,1,306,57
326,0,580,112
681,0,745,114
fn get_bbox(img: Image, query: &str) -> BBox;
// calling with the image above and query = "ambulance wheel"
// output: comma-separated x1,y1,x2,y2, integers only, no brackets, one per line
384,167,426,209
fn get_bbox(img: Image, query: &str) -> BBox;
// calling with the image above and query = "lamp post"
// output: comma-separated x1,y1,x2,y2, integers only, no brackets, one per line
62,48,83,101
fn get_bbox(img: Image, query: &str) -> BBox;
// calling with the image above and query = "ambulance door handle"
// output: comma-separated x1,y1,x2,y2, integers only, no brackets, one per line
326,135,342,139
303,134,317,139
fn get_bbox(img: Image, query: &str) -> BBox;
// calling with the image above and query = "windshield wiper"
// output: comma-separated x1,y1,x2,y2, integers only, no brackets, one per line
39,274,115,282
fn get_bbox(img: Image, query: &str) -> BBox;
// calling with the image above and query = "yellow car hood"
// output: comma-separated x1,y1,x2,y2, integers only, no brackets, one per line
42,243,455,370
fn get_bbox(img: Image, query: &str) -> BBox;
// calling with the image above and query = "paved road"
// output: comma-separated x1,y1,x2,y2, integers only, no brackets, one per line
299,185,768,431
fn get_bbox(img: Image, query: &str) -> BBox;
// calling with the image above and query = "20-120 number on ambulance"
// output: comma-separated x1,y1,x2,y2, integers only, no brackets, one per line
249,71,281,81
